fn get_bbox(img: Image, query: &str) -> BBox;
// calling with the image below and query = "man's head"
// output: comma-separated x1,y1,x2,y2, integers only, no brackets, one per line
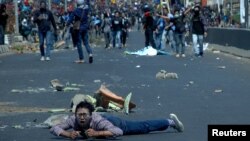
75,101,95,127
115,11,120,18
76,0,85,6
194,6,200,15
40,1,46,10
0,4,6,12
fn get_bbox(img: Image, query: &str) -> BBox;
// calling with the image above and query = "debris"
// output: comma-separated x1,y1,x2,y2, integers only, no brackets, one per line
216,57,220,60
54,40,65,49
34,123,50,128
43,114,69,128
124,46,158,56
12,125,24,129
11,88,48,94
213,50,220,54
94,80,101,83
136,65,141,68
63,87,80,92
157,96,160,99
156,70,178,79
217,66,226,69
124,93,132,114
48,109,67,113
0,125,8,129
214,89,223,93
51,79,65,91
95,85,136,111
189,81,194,85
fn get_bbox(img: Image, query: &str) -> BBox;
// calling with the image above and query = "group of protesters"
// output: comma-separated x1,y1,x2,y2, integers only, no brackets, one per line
1,0,226,62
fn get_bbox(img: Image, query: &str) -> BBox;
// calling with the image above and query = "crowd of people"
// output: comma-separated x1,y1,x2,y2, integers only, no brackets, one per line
0,1,243,61
0,0,245,140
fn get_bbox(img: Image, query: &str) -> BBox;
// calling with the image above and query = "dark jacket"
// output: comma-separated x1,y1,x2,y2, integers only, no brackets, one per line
33,9,57,32
111,17,122,31
67,5,90,31
143,12,156,30
190,13,207,35
0,9,8,30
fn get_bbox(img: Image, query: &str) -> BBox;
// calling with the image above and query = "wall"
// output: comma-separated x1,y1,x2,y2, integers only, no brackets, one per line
205,27,250,50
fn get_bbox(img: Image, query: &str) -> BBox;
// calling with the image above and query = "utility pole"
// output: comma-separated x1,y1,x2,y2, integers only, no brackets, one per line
245,0,249,28
48,0,51,10
14,0,19,34
64,0,67,12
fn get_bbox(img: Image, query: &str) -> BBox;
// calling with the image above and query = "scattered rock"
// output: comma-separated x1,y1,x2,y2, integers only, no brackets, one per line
217,66,226,69
43,114,69,128
12,125,24,129
136,65,141,68
214,89,223,93
213,50,221,54
94,80,101,83
48,109,68,113
156,70,178,79
51,79,65,91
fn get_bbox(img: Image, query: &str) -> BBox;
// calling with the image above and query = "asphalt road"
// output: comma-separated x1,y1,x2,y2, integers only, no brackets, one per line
1,30,250,141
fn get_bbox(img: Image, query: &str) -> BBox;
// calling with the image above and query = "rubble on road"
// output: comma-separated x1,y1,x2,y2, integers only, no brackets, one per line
43,114,69,128
51,79,81,92
156,70,178,80
69,85,136,114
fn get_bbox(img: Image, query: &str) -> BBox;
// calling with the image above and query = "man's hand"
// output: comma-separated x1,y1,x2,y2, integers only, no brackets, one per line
38,15,43,20
2,12,7,16
69,131,80,139
204,32,207,37
185,31,189,37
85,129,98,137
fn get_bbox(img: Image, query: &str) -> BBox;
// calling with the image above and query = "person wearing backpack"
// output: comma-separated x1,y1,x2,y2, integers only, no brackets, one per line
67,0,93,64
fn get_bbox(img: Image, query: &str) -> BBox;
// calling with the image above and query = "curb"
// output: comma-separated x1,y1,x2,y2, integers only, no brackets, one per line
208,44,250,60
0,45,10,54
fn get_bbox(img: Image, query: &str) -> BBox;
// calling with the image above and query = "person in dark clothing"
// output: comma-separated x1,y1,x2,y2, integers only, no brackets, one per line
67,0,93,64
190,5,207,57
33,1,57,61
111,11,122,49
101,13,112,49
121,13,130,48
170,9,187,58
159,7,192,57
0,4,8,45
142,10,156,49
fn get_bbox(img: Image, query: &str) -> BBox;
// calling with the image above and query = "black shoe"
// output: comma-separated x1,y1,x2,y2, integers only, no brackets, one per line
199,52,203,57
89,56,93,64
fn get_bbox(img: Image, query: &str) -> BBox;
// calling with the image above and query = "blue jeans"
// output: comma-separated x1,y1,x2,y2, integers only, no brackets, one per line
38,31,53,57
0,25,5,45
192,34,204,55
175,33,185,54
112,30,121,48
102,115,170,135
155,32,163,50
167,30,176,51
76,30,92,60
